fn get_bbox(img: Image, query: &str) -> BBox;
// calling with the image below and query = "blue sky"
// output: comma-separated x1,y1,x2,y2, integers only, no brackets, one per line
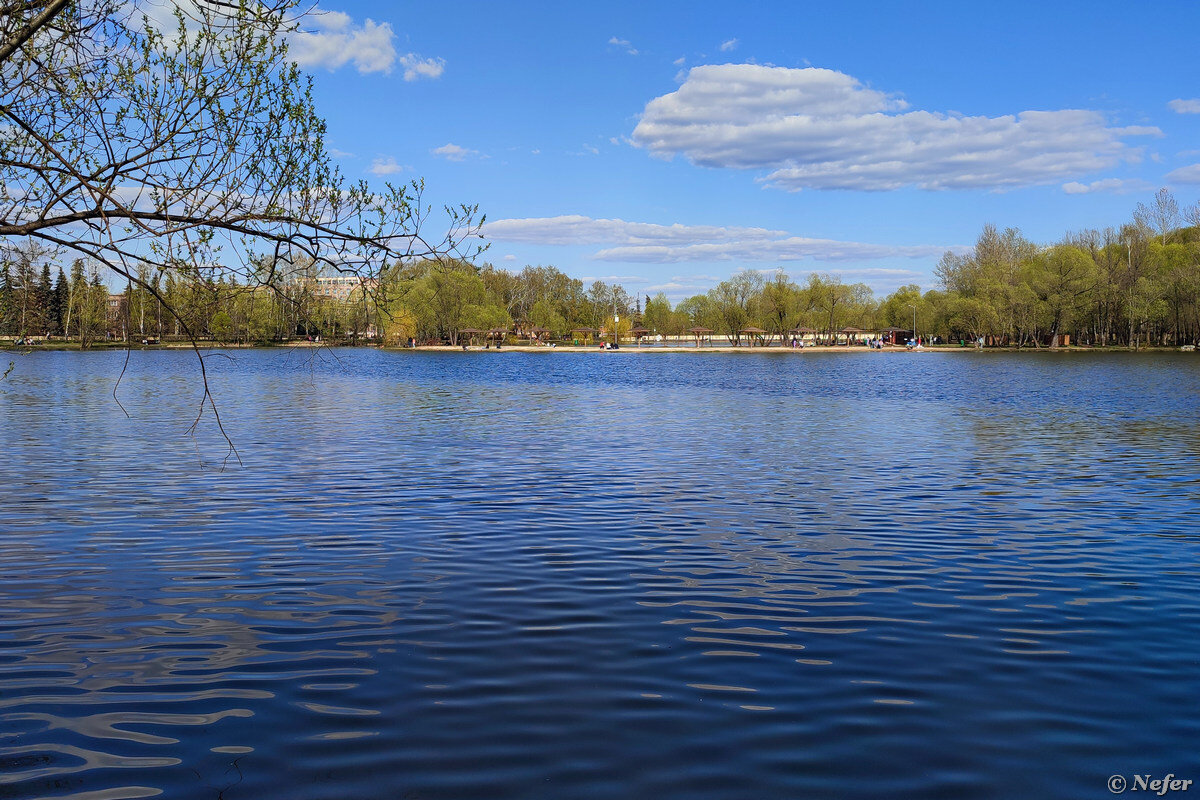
288,0,1200,301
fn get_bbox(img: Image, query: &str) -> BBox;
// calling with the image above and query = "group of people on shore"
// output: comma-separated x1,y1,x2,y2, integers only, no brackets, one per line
786,336,897,349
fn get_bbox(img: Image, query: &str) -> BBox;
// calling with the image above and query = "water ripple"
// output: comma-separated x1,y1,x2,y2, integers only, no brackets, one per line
1,350,1199,798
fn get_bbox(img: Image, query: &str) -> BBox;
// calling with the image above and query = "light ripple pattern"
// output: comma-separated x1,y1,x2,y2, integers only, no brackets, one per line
0,349,1198,799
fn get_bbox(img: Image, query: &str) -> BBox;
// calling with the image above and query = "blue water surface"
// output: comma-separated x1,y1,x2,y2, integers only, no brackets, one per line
1,348,1198,799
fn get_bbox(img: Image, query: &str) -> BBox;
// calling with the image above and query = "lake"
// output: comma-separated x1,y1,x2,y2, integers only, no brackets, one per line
1,348,1198,799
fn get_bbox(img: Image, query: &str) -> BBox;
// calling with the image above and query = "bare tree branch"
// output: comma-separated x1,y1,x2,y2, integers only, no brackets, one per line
0,0,70,64
1,0,485,459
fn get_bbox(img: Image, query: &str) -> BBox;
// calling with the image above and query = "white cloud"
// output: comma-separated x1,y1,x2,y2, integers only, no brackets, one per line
719,38,739,52
369,157,403,176
484,215,962,264
329,147,355,159
674,56,687,66
647,278,720,293
632,64,1160,191
580,275,651,284
140,4,421,78
608,36,638,55
399,53,445,82
289,8,397,74
645,268,925,298
593,238,950,264
432,143,477,161
1166,164,1200,184
1061,178,1146,194
485,215,787,246
1168,98,1200,114
503,254,517,262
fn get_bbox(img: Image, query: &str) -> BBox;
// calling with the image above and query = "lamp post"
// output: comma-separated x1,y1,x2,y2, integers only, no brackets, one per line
909,303,917,346
611,293,619,348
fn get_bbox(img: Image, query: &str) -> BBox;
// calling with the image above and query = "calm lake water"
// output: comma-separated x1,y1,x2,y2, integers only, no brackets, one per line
1,348,1198,799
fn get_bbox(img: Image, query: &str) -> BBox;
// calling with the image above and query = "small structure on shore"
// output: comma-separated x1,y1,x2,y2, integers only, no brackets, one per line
879,326,911,346
629,326,651,345
688,326,714,347
838,326,868,345
459,327,483,346
739,326,767,346
571,327,599,345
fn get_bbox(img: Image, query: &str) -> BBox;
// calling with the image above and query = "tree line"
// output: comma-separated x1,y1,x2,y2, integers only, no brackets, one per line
930,189,1200,347
0,243,110,345
5,189,1200,348
637,188,1200,348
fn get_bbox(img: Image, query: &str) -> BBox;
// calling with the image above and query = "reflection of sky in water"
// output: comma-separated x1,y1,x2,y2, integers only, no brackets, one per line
1,350,1199,799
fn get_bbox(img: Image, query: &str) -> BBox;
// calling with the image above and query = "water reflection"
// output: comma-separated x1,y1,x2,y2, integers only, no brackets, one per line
1,350,1199,798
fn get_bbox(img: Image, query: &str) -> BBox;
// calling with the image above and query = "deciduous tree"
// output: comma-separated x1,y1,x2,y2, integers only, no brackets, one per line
1,0,483,457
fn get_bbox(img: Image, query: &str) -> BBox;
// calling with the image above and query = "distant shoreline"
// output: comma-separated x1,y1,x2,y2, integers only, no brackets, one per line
391,344,1197,354
4,340,1194,355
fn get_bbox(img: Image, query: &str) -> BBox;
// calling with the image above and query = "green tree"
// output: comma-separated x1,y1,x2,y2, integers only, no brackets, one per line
210,310,234,344
760,271,800,342
642,292,673,336
529,298,567,337
1,2,483,318
676,294,717,331
806,274,852,342
462,303,512,335
49,266,67,336
948,295,999,342
708,271,763,344
2,240,54,336
881,283,937,340
1027,244,1098,346
65,262,107,347
421,267,489,345
0,261,12,334
2,0,483,454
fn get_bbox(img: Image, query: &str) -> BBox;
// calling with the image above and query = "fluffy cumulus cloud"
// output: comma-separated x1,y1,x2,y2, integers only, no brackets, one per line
369,157,403,176
289,8,397,74
399,53,445,82
484,215,960,264
432,143,477,161
631,64,1161,192
1168,99,1200,114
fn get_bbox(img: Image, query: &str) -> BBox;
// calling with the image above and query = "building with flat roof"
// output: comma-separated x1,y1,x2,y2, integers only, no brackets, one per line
312,275,378,301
